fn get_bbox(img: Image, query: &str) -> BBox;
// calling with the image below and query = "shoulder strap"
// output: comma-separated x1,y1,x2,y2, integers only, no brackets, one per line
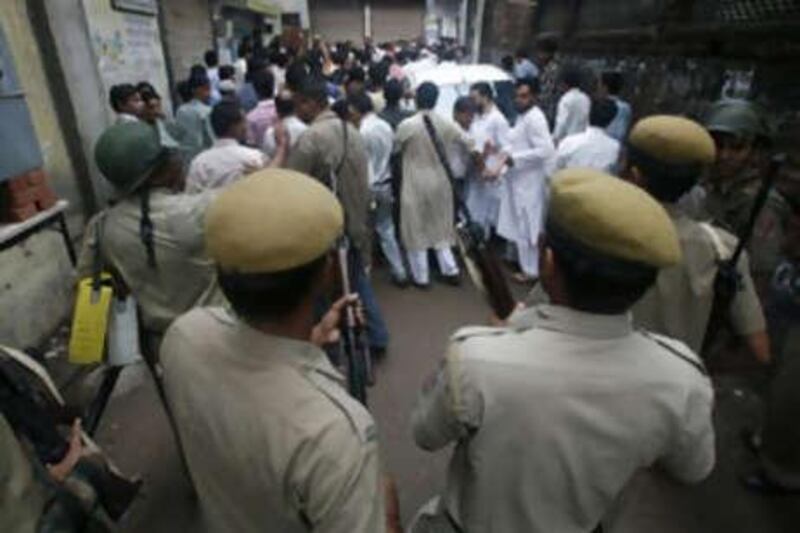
422,113,456,184
637,329,709,377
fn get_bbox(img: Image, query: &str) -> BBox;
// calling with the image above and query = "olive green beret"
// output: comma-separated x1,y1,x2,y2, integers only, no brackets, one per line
549,168,681,268
94,122,166,195
205,169,344,273
629,115,716,166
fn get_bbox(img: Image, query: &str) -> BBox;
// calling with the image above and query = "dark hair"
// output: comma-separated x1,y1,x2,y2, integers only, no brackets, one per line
346,67,366,85
454,96,475,115
348,91,374,115
109,84,138,112
590,98,618,128
285,61,309,92
626,146,702,203
190,64,207,78
245,56,267,82
204,49,219,68
470,82,493,100
515,48,529,59
601,71,624,96
218,255,328,321
219,65,236,81
560,66,582,88
545,223,657,314
416,82,439,110
210,101,244,138
384,79,404,105
331,99,350,120
537,38,558,55
516,77,540,95
501,55,514,72
297,76,329,106
136,81,156,95
252,69,275,100
176,80,192,104
368,62,388,89
275,93,294,118
188,71,210,92
238,38,252,59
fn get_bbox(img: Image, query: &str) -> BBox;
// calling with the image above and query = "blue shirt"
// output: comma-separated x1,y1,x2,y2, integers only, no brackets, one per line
606,97,632,142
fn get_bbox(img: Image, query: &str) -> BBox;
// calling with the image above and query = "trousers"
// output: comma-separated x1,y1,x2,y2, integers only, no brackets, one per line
407,245,459,285
373,186,407,281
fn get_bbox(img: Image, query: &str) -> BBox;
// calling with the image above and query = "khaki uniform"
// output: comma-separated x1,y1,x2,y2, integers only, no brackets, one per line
411,304,714,533
703,169,789,291
161,307,385,533
287,110,372,260
78,189,223,333
0,414,48,533
633,204,766,354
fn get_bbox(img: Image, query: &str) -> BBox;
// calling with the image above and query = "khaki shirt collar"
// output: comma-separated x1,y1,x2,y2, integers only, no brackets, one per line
224,311,345,384
520,304,633,340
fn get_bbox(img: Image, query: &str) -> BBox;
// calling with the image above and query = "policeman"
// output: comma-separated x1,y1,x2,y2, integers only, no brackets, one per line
160,170,396,532
411,169,715,532
79,122,223,339
627,115,770,365
701,99,789,291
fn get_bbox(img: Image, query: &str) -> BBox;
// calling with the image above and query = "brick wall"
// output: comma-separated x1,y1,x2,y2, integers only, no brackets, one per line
161,0,214,86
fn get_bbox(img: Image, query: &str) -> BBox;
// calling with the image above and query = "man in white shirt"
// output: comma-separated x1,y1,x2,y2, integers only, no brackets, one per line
467,82,511,238
204,49,222,105
263,91,308,159
109,83,143,123
186,101,286,193
349,92,408,286
513,48,539,80
555,97,621,174
553,66,591,144
497,78,556,281
450,97,477,204
600,71,632,142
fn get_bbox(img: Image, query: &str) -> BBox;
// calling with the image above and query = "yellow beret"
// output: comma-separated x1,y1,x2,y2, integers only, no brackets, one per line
549,168,681,267
629,115,716,166
205,169,344,273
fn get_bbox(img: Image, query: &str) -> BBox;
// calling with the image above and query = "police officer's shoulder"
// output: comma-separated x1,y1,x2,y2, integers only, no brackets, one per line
304,370,378,445
637,329,709,378
692,218,739,259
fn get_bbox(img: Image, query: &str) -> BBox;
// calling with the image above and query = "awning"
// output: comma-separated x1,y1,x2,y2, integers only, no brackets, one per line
223,0,281,17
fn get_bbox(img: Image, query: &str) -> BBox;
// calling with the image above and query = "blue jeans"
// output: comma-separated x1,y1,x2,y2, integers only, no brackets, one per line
351,249,390,350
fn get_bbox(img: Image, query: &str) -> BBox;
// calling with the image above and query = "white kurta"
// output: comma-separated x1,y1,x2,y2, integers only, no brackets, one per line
395,111,474,251
497,106,555,247
186,138,267,193
466,106,511,232
555,126,621,174
553,88,591,144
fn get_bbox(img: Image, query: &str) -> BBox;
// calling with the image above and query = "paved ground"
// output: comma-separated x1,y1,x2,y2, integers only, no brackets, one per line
87,268,800,532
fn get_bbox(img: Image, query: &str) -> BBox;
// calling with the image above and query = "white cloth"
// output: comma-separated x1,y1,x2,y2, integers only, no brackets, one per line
555,126,621,174
359,113,394,186
262,116,308,159
207,66,221,104
467,106,511,234
553,88,591,144
186,138,267,193
407,246,459,285
496,106,555,277
448,124,473,179
513,58,539,80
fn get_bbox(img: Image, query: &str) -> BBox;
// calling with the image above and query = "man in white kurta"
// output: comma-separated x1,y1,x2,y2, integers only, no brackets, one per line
552,67,590,145
395,83,476,287
497,79,556,280
467,83,511,238
555,97,621,174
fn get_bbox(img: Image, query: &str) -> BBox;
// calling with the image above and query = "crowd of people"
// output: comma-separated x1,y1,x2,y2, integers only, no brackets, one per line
2,30,799,533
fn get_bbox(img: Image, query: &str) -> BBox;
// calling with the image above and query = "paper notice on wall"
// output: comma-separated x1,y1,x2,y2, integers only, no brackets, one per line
82,0,172,117
721,69,754,100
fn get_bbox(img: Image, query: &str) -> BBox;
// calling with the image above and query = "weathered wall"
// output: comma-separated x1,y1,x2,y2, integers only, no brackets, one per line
0,0,82,349
161,0,214,83
480,0,534,64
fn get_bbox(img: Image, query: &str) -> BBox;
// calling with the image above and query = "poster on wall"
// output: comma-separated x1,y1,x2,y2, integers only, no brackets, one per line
82,0,172,117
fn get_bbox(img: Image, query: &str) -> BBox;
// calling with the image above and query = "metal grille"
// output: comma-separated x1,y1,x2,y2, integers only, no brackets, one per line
695,0,800,25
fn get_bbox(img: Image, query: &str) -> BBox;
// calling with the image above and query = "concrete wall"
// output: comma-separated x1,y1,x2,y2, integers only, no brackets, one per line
480,0,534,63
0,1,83,349
161,0,214,84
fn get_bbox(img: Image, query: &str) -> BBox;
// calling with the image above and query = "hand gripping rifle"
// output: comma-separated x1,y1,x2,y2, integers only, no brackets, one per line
330,119,372,405
422,114,517,320
702,154,785,356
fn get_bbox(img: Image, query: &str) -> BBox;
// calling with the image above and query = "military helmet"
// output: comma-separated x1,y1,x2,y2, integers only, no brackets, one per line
94,121,167,196
704,99,768,140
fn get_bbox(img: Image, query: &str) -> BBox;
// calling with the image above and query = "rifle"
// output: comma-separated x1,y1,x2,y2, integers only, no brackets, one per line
330,119,372,405
702,154,785,356
422,114,517,320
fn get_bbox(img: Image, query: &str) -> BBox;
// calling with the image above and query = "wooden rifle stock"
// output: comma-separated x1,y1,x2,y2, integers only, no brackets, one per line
422,114,516,320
